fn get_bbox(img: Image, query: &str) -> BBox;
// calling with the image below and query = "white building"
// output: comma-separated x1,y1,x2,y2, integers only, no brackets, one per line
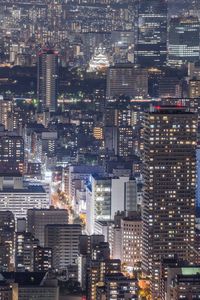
86,175,111,235
111,177,137,219
121,215,142,268
86,175,138,234
0,176,49,221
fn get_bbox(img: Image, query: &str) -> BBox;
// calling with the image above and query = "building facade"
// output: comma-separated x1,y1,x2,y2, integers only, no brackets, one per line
142,106,196,297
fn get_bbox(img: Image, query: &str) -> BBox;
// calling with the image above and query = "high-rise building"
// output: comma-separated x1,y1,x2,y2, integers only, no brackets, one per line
0,98,12,130
34,246,52,272
136,0,168,67
100,273,138,300
189,80,200,98
0,131,24,174
121,214,142,269
111,177,137,219
15,231,39,272
106,64,148,99
0,211,15,271
160,259,200,300
86,175,111,235
37,49,58,112
168,16,200,67
45,224,82,272
142,106,196,297
27,207,68,246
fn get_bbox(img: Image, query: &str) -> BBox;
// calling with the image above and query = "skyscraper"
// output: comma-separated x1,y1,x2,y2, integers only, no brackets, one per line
136,0,168,67
142,106,196,297
0,131,24,174
27,207,68,246
37,49,58,112
168,16,200,67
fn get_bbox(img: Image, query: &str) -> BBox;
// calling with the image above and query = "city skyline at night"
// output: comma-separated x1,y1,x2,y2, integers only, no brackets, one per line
0,1,200,299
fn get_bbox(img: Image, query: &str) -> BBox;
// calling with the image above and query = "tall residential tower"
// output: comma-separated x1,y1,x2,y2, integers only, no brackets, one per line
142,106,196,297
37,49,58,112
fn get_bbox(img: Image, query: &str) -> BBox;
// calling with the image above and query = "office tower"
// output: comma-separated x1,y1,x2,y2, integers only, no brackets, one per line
142,106,196,298
118,126,133,157
0,98,12,130
37,49,58,112
106,64,148,99
111,177,137,219
86,175,111,235
78,235,107,291
45,224,82,272
121,214,142,269
0,175,49,221
34,246,52,272
189,80,200,98
0,131,24,174
15,231,39,272
168,16,200,67
0,211,15,271
27,207,68,246
136,0,168,68
41,131,58,157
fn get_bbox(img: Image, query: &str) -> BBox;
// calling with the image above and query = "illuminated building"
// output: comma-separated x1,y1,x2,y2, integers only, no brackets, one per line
189,80,200,98
102,273,138,300
93,127,104,140
118,126,133,157
0,98,12,130
0,211,15,272
88,47,109,72
15,231,39,272
142,106,196,298
34,246,52,272
37,49,58,112
160,259,200,300
197,146,200,208
0,131,24,174
0,176,49,221
168,16,200,67
27,207,68,246
136,0,168,67
121,214,142,269
86,175,111,235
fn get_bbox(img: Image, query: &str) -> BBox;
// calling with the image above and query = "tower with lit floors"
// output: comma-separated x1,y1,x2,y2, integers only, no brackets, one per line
142,106,196,297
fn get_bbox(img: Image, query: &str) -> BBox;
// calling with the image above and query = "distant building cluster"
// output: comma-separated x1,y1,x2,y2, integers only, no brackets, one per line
0,1,200,300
